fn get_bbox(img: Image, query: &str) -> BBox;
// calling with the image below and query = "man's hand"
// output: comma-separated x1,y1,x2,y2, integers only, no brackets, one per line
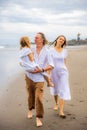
31,68,42,73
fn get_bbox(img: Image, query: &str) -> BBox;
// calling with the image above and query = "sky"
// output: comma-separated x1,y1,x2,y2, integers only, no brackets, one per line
0,0,87,45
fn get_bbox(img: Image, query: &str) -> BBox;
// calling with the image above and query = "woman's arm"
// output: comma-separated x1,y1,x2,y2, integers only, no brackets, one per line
64,58,66,65
42,65,53,72
31,65,53,73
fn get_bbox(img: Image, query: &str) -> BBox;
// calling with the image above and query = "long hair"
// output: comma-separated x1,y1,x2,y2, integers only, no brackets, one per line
20,36,30,49
50,35,66,48
37,32,48,45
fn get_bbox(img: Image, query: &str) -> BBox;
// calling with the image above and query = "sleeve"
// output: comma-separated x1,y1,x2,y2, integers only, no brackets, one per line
64,49,68,58
24,48,32,56
46,49,54,67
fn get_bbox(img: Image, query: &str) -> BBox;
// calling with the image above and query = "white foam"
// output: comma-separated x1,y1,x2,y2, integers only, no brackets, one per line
0,46,5,49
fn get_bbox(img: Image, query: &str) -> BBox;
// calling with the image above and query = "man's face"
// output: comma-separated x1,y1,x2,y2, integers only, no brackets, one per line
35,34,43,45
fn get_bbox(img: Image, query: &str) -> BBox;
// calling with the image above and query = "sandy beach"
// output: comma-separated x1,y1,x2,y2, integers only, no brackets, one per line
0,46,87,130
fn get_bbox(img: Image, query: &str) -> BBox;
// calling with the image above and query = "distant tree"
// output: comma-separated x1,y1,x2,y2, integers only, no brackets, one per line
71,39,76,42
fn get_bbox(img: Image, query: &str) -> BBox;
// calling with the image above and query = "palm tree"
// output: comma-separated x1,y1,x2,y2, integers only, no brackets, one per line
77,33,80,42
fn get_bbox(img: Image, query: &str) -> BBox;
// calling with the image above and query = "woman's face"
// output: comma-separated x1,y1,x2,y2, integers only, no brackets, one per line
56,36,65,46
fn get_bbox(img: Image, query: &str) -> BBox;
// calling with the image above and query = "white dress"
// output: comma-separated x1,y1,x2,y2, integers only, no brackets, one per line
49,47,71,100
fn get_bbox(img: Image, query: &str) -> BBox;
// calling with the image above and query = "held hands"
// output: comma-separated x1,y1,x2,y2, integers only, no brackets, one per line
31,68,42,73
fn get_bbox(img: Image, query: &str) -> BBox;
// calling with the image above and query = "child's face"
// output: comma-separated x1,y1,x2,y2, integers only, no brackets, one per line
26,38,30,46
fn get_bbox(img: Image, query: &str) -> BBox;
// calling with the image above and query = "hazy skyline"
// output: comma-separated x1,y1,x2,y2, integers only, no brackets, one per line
0,0,87,45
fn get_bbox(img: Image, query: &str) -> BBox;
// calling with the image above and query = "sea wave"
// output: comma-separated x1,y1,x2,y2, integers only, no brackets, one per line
0,46,5,49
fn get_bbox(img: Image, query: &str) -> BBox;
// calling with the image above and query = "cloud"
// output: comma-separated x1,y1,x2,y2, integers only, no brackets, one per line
1,3,87,25
1,0,87,11
0,0,87,45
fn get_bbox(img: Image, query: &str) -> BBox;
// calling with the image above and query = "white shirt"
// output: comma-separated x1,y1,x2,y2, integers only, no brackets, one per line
26,45,54,82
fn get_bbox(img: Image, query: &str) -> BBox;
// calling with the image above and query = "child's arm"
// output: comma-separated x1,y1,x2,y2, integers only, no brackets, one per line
28,53,34,62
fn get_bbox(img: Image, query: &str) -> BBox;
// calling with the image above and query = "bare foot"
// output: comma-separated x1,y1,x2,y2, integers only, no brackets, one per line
36,117,42,127
59,111,66,118
53,104,58,110
27,110,32,119
59,111,65,116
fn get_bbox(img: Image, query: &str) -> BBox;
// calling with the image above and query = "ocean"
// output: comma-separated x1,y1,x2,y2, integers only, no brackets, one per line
0,46,23,88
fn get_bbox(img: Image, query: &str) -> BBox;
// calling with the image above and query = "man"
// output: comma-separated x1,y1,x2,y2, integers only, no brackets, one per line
25,32,54,127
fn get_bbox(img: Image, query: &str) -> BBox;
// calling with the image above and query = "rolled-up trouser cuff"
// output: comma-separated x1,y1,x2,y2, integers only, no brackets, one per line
36,115,43,118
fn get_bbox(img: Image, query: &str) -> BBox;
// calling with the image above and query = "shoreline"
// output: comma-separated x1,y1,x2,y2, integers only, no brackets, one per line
0,44,87,49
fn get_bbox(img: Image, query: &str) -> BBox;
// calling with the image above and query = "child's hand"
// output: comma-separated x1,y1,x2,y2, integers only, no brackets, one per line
19,62,22,66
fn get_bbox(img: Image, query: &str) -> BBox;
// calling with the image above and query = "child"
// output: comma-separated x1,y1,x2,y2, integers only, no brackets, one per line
19,36,54,87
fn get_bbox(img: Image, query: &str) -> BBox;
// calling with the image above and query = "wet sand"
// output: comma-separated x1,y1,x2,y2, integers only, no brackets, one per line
0,47,87,130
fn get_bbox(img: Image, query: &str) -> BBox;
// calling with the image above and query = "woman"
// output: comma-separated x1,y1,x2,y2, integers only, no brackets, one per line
49,35,71,118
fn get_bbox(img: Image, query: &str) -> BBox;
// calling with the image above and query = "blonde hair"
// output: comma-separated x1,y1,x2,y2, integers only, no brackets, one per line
20,36,30,49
